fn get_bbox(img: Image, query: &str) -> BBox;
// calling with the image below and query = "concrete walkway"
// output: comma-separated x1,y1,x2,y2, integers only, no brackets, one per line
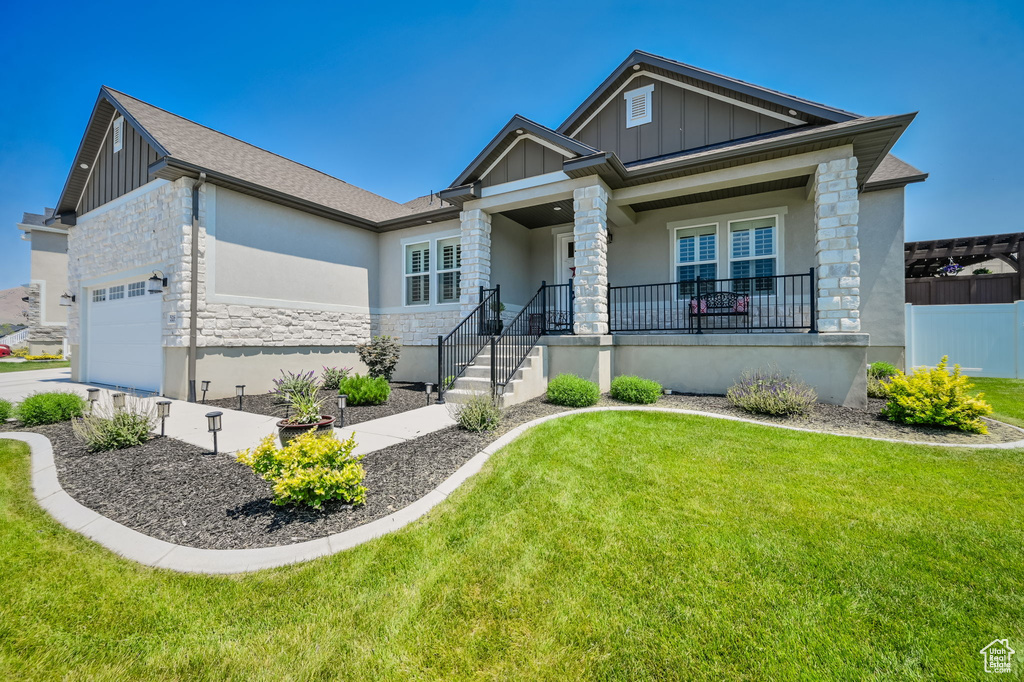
0,367,455,454
5,406,1024,574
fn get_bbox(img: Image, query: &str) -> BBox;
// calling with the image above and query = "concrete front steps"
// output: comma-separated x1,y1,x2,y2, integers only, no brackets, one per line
444,345,546,408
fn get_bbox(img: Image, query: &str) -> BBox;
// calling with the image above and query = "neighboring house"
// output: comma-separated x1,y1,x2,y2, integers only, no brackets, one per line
16,211,69,355
37,50,925,405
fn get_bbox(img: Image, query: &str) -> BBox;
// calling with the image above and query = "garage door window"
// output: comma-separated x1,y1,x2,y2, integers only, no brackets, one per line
92,288,107,303
128,281,146,298
109,285,125,300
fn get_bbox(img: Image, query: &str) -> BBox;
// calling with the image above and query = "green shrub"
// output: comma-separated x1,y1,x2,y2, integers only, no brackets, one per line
455,393,502,432
72,398,154,452
338,374,391,406
867,376,892,399
0,399,12,422
356,335,401,382
610,375,662,404
16,391,87,426
881,356,992,433
547,374,600,407
320,366,352,391
727,368,817,416
272,370,318,396
868,361,900,380
237,431,366,508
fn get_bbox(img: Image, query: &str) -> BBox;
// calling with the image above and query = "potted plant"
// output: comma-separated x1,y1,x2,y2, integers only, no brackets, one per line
274,373,335,445
483,301,505,335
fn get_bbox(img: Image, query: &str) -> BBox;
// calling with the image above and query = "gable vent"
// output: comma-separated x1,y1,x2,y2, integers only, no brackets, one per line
112,116,124,153
624,84,654,128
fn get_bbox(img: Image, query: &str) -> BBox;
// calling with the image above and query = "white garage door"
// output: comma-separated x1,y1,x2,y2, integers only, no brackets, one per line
86,280,163,392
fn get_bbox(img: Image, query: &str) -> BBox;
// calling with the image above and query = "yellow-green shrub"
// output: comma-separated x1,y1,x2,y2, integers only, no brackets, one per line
237,431,366,508
881,356,992,433
24,353,63,361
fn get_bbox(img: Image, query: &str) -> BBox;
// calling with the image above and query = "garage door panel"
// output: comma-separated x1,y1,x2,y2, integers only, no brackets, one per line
87,288,163,392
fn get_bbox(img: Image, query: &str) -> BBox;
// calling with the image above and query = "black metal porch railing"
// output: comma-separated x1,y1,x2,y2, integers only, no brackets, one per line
608,268,816,333
490,281,573,393
436,285,500,402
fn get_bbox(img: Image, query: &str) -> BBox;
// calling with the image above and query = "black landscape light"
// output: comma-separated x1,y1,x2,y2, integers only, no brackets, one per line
236,385,245,410
201,380,210,404
148,271,168,294
111,392,126,410
337,394,347,428
156,400,171,437
206,411,223,454
425,382,434,405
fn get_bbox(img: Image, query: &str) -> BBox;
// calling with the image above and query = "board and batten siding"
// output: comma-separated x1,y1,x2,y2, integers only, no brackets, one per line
573,75,793,164
79,115,159,215
480,138,565,187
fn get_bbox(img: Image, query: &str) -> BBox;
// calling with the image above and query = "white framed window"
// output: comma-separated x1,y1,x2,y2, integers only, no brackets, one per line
113,116,124,153
405,242,431,306
92,288,107,303
128,281,146,297
109,284,125,300
729,216,778,294
674,225,718,284
624,84,654,128
436,237,461,304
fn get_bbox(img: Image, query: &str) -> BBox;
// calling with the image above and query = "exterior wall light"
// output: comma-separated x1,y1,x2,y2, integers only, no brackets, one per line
236,385,246,410
425,382,434,405
59,292,75,306
337,394,347,428
206,411,223,454
111,392,126,410
201,380,210,404
147,271,168,294
156,400,171,437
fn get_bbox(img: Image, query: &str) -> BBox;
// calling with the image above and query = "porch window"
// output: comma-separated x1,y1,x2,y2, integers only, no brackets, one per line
436,237,461,304
405,242,430,306
675,225,717,296
729,217,777,294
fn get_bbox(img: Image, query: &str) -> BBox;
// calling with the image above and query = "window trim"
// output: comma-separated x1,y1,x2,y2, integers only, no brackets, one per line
624,84,654,128
403,241,432,307
672,223,719,285
726,215,782,291
436,236,462,305
400,230,462,309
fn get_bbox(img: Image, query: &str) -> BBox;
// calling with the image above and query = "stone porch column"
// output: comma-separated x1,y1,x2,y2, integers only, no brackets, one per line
459,208,492,316
573,184,610,335
814,157,861,332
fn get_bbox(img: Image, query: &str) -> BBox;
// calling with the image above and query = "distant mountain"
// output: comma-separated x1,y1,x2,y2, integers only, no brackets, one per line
0,286,30,325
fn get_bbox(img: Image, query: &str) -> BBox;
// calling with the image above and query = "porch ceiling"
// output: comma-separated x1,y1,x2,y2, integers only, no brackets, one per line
629,175,810,212
501,199,575,229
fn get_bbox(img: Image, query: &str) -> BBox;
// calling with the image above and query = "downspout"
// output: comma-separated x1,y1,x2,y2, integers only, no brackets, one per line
187,172,207,402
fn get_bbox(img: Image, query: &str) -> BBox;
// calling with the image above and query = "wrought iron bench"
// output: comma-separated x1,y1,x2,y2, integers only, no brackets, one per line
529,310,573,335
688,291,750,331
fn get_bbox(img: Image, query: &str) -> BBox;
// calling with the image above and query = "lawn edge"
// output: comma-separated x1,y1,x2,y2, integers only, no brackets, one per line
4,407,1023,575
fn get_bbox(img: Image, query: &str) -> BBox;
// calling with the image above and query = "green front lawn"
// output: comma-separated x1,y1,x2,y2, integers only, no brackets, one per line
969,377,1024,428
2,412,1023,680
0,360,70,373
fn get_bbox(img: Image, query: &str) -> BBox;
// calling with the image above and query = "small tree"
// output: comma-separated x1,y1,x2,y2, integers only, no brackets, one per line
356,335,401,382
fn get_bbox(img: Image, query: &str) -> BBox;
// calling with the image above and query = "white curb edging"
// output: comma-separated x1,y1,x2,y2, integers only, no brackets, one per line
5,408,1023,575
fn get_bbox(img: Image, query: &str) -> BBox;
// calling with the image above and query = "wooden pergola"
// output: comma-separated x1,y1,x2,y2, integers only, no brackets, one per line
905,232,1023,278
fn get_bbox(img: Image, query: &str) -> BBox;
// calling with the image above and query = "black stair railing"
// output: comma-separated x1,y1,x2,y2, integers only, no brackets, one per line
489,281,573,395
436,285,499,403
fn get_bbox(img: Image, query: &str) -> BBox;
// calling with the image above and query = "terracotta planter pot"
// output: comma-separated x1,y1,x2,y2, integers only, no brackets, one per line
276,415,336,445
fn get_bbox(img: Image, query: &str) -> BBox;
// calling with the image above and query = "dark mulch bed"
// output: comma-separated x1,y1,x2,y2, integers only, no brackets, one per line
206,381,430,426
4,391,1021,551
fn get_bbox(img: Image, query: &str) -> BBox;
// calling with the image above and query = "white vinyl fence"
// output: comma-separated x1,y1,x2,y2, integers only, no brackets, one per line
0,328,29,347
905,302,1024,378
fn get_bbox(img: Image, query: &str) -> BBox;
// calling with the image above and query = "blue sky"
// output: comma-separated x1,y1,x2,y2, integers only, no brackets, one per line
1,0,1022,289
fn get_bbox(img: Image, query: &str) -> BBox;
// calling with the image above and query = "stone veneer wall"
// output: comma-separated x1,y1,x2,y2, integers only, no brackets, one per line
373,311,463,345
814,157,861,332
572,184,610,334
459,209,492,316
26,284,66,349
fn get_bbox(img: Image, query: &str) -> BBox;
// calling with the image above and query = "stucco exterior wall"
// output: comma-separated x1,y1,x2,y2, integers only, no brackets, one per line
858,187,906,364
490,214,534,307
26,228,69,354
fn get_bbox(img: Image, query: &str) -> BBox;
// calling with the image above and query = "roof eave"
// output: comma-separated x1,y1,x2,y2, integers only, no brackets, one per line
863,172,929,193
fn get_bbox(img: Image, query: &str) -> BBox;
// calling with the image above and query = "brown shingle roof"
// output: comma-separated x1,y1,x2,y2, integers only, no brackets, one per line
105,87,419,223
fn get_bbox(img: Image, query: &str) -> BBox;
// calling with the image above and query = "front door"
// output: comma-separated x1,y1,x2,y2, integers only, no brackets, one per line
557,233,576,284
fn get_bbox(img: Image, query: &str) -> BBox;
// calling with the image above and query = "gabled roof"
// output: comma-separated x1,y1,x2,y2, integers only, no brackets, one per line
558,50,858,136
450,115,600,188
54,87,452,228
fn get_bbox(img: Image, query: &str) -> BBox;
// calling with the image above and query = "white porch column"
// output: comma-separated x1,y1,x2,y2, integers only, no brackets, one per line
814,157,861,332
573,184,610,335
459,208,492,316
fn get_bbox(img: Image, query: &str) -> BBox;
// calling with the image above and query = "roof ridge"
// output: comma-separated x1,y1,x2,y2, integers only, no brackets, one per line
101,86,413,213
